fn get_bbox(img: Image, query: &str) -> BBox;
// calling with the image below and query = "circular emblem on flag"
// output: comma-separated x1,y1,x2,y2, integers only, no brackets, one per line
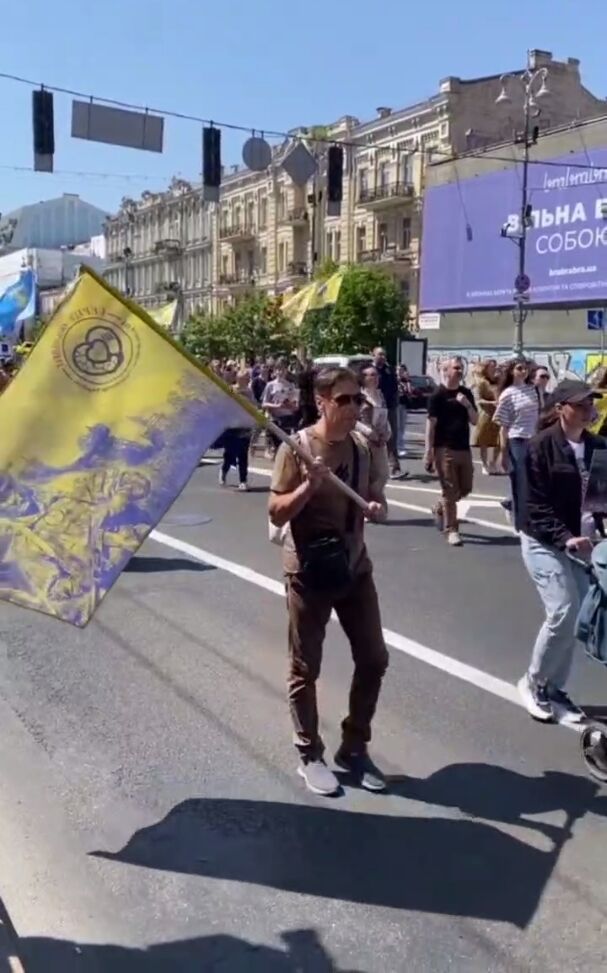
57,313,140,391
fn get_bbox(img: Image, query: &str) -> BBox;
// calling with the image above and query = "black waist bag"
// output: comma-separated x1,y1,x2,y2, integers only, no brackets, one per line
299,437,360,591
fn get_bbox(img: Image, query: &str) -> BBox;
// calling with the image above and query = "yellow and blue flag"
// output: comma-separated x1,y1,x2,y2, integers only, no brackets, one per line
281,270,344,328
0,269,36,337
149,300,178,330
0,267,258,626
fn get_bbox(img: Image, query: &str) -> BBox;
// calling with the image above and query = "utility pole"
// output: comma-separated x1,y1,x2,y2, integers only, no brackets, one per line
496,54,550,357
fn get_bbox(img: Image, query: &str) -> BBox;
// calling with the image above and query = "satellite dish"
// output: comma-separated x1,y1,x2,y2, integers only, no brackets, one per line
242,136,272,172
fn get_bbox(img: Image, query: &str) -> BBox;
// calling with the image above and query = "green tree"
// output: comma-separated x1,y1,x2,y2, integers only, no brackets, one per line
180,311,230,361
300,265,409,357
181,293,296,362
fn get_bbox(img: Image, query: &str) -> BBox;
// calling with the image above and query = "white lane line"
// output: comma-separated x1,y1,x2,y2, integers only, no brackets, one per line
247,466,515,537
150,529,521,710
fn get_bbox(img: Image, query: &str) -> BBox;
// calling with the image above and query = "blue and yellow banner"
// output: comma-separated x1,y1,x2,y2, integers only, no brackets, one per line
149,300,177,330
0,268,257,626
0,269,36,337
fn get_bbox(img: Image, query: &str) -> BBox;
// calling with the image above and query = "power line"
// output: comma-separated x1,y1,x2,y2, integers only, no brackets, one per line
0,162,179,181
2,69,606,171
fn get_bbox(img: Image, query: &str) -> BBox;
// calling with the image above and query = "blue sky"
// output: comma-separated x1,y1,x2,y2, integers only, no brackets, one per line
1,0,606,215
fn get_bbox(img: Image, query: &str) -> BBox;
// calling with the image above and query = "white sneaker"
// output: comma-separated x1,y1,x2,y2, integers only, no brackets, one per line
517,675,553,722
238,482,248,492
398,449,407,458
447,531,463,546
481,465,490,476
297,758,340,796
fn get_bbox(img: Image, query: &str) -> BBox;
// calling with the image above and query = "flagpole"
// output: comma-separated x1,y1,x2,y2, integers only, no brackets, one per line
266,419,371,513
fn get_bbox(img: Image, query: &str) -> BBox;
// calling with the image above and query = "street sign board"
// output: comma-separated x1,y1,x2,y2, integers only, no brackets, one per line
587,310,604,331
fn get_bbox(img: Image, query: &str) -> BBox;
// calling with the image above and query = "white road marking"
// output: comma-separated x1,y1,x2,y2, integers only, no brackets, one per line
151,529,583,733
247,466,515,536
150,529,522,710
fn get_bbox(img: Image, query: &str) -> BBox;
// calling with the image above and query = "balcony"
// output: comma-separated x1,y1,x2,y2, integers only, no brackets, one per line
218,271,256,290
280,206,309,227
358,246,413,268
153,238,183,254
280,260,308,282
219,222,256,243
358,181,415,209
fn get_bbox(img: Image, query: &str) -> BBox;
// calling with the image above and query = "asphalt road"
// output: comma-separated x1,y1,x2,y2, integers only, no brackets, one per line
1,414,606,972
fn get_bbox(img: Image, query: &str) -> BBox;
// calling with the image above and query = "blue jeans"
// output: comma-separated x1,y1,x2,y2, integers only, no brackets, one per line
520,533,588,689
509,438,529,532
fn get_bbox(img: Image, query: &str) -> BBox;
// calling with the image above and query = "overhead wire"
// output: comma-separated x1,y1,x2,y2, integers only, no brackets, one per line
2,68,607,170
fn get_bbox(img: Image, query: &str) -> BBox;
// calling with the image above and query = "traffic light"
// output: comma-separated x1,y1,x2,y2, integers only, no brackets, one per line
327,145,343,216
32,88,54,172
203,126,221,202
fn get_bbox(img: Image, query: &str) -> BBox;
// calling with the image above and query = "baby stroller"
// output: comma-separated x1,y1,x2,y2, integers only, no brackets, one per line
574,539,607,783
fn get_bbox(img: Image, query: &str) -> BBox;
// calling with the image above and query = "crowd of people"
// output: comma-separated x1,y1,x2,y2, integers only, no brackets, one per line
205,350,607,794
210,348,412,491
268,353,607,793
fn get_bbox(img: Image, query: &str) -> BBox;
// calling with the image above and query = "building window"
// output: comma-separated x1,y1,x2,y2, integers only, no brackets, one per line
278,241,287,272
400,154,412,186
335,229,341,263
247,249,255,277
277,191,286,222
260,246,267,274
378,222,388,252
247,199,255,229
326,231,333,260
356,225,366,256
378,163,389,190
402,218,411,250
260,197,268,230
222,254,229,277
358,169,368,196
233,205,242,229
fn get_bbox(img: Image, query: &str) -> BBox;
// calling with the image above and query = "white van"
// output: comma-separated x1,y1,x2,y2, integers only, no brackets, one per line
313,354,374,373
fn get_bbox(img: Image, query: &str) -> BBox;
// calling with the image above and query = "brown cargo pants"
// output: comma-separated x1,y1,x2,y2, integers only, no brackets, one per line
286,571,389,759
434,447,474,532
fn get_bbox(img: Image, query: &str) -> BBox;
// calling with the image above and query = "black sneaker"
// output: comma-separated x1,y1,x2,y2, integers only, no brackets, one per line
334,747,387,792
548,687,586,726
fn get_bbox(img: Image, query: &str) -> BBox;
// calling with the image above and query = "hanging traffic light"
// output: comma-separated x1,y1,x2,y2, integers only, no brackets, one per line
33,88,54,172
203,126,221,202
327,145,343,216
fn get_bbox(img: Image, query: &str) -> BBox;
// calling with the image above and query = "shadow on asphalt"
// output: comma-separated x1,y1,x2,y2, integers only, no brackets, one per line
459,533,520,547
17,927,361,972
91,763,605,929
124,557,215,574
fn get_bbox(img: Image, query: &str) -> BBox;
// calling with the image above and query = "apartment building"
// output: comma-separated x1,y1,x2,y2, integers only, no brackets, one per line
104,177,213,322
105,50,604,325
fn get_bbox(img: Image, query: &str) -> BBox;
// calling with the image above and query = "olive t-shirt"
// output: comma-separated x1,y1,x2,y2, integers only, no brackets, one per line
270,429,381,575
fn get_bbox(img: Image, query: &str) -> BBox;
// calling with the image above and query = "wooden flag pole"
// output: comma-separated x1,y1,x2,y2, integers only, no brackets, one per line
266,419,370,514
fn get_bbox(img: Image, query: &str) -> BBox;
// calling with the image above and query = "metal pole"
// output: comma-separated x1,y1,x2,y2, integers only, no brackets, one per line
514,91,530,358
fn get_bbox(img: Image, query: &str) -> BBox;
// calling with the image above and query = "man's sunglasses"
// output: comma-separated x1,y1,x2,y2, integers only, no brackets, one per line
333,393,365,407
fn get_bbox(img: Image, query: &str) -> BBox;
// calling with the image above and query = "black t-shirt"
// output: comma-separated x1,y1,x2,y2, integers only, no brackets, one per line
428,385,475,450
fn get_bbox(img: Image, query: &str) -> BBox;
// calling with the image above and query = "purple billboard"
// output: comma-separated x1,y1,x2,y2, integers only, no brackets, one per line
420,147,607,311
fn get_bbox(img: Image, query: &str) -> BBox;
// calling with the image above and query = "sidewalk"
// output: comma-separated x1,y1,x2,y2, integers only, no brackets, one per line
0,897,25,972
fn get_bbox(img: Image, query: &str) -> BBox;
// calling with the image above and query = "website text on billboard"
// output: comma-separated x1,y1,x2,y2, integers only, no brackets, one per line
419,148,607,312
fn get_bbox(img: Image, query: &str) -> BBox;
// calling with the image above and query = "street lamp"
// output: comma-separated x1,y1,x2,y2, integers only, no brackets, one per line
496,56,550,357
